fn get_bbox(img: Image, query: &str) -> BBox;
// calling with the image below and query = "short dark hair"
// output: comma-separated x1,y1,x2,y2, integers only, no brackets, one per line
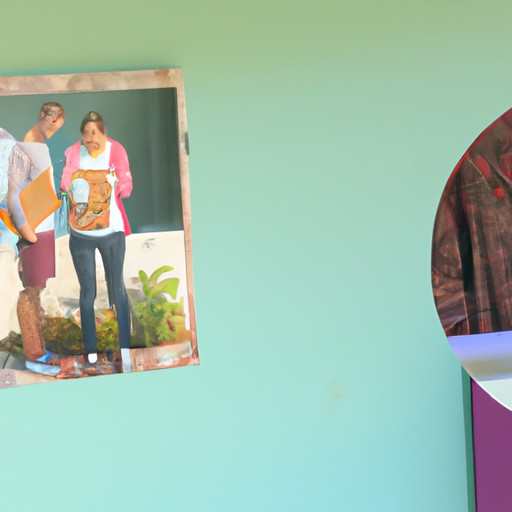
40,102,65,120
80,111,105,135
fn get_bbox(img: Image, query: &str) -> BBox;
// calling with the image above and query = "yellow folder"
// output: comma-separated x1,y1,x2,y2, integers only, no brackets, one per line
19,167,62,231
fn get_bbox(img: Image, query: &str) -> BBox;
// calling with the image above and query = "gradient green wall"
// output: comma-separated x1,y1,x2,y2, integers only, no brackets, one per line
2,0,509,510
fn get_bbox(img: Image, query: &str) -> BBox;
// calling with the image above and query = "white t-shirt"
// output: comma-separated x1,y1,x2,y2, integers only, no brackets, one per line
70,141,124,236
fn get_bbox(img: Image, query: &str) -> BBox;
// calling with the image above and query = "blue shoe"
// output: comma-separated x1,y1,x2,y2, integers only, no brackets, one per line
25,360,61,376
36,350,60,365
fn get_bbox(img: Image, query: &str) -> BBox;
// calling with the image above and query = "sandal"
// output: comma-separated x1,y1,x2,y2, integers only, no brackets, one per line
84,356,115,376
36,350,60,366
56,356,86,379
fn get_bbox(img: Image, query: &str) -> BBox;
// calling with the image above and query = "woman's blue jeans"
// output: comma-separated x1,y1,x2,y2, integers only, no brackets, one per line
69,230,130,353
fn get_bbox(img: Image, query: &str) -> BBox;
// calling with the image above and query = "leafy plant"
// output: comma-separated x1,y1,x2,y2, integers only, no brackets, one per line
134,265,184,347
44,314,123,354
138,266,179,301
135,297,185,347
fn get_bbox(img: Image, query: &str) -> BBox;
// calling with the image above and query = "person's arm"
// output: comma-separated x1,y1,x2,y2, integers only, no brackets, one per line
7,144,36,242
111,140,133,199
61,142,80,191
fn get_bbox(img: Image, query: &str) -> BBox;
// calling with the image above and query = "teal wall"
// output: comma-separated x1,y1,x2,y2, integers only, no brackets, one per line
3,0,511,510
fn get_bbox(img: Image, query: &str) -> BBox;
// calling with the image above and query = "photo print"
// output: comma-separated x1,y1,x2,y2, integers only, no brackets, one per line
0,69,198,388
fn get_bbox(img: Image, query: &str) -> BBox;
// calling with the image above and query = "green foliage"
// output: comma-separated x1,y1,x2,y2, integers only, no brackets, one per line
44,317,83,354
97,318,120,350
138,266,179,300
43,316,121,354
135,297,184,347
134,265,183,347
42,265,184,352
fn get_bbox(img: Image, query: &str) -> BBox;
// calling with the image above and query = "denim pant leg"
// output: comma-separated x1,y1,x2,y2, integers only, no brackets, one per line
69,234,97,353
97,232,131,349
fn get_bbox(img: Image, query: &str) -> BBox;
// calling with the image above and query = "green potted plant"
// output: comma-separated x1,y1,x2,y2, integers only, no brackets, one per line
133,266,187,347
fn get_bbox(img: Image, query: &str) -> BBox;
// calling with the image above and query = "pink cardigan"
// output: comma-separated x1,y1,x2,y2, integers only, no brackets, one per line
61,138,133,235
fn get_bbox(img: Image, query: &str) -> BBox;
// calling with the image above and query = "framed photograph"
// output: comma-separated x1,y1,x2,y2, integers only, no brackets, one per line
0,69,198,388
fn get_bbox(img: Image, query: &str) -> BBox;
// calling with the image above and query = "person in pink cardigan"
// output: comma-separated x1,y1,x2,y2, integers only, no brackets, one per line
61,116,132,234
60,111,133,375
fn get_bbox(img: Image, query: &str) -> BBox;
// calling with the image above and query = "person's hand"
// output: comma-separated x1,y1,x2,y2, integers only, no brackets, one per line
106,172,117,187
